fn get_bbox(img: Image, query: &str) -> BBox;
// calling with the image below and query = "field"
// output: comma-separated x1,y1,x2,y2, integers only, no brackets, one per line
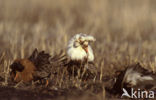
0,0,156,100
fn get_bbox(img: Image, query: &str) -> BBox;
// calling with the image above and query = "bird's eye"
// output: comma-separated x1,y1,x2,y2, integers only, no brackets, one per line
83,41,88,46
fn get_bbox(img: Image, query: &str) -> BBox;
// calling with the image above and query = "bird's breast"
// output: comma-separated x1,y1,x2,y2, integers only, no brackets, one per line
67,46,87,61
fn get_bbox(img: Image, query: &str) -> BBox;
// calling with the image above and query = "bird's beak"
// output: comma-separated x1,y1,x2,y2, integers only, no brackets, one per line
14,72,19,82
81,41,89,53
83,45,88,53
84,47,88,53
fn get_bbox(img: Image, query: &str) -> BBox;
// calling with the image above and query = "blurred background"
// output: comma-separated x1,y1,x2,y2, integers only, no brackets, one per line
0,0,156,73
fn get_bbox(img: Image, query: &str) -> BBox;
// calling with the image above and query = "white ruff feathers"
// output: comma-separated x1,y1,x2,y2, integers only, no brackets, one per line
124,67,154,86
67,33,95,62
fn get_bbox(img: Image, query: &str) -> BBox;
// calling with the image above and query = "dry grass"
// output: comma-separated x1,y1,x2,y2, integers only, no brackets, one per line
0,0,156,99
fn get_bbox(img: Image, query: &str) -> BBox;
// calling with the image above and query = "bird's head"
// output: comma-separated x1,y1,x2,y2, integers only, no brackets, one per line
73,33,95,53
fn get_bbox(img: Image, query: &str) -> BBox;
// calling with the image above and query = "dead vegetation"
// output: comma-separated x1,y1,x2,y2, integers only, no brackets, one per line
0,0,156,99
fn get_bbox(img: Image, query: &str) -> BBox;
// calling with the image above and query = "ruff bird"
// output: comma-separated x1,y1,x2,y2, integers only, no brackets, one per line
67,33,95,63
112,63,156,95
66,33,97,79
10,49,52,86
10,49,66,86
